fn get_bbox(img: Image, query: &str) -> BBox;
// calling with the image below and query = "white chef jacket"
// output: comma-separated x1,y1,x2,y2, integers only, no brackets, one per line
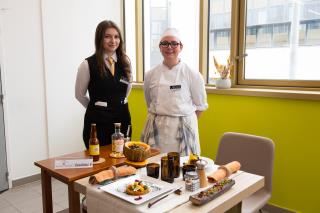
144,61,208,116
142,61,208,155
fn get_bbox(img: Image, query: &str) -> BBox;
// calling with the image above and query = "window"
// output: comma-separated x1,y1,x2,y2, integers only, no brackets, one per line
143,0,199,73
124,0,137,81
125,0,320,89
238,0,320,86
208,0,232,84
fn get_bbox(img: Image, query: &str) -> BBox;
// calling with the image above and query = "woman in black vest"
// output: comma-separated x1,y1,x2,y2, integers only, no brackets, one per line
75,20,132,149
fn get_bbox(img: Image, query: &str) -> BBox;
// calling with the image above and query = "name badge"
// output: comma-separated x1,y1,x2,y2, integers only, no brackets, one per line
120,77,130,85
54,158,93,169
170,85,181,90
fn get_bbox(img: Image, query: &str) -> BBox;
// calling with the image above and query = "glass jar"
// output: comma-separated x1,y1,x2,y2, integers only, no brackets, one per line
167,152,180,178
185,171,200,191
161,156,174,183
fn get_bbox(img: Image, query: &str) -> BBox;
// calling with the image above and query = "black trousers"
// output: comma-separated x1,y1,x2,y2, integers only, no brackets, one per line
83,103,132,149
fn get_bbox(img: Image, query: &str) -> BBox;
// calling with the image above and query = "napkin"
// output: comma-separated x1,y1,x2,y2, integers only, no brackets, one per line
89,165,137,184
207,161,241,183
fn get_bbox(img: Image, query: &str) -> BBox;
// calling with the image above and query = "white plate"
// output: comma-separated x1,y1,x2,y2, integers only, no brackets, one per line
180,156,216,173
99,174,176,205
180,156,213,167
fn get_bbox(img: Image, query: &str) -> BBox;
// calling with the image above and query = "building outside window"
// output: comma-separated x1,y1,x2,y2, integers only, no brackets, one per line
243,0,320,81
208,0,231,84
143,0,199,74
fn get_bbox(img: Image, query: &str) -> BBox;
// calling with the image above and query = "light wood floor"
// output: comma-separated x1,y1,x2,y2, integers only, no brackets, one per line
0,178,85,213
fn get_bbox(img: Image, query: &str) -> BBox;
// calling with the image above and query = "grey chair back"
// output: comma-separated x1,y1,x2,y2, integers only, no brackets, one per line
215,132,275,193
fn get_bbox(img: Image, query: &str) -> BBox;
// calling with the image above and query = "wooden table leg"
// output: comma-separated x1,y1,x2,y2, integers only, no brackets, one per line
41,169,53,213
68,182,80,213
225,202,242,213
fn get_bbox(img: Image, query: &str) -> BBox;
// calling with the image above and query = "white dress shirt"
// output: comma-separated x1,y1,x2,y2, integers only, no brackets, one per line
75,53,132,108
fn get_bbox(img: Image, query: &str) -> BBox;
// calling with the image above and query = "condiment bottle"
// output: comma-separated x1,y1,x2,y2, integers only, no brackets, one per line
185,171,200,191
110,123,125,158
89,123,100,162
196,159,208,188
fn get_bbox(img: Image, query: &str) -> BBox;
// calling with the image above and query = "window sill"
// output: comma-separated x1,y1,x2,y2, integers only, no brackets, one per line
132,83,320,101
206,86,320,101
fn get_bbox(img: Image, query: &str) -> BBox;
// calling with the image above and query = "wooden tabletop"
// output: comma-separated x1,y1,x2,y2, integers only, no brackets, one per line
34,145,160,183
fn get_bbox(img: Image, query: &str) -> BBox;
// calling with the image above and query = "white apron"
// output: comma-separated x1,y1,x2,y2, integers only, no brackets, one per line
142,65,200,155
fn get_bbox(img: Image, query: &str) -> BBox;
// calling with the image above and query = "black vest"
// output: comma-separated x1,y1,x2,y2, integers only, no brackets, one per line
86,54,128,106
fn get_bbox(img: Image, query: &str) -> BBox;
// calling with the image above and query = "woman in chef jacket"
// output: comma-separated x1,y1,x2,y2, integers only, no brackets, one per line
142,28,208,156
75,20,132,149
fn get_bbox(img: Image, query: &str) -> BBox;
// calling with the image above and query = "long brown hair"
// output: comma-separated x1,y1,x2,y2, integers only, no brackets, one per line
94,20,131,80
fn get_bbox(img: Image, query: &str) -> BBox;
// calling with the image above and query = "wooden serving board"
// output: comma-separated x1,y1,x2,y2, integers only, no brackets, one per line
189,179,235,206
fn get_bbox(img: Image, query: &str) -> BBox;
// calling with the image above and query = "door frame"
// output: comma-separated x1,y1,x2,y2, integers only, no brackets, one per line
0,66,9,192
0,16,10,191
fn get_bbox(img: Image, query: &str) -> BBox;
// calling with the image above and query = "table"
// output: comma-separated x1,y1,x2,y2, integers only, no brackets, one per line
74,154,264,213
34,145,160,213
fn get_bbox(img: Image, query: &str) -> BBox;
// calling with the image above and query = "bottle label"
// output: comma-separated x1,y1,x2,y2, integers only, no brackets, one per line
113,139,124,153
89,144,100,155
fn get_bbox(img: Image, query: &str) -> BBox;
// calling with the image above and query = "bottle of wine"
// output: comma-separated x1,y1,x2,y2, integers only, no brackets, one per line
89,123,100,162
110,123,125,158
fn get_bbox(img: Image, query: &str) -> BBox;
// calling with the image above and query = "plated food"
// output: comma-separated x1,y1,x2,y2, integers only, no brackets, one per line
189,179,235,206
125,179,150,196
100,174,175,205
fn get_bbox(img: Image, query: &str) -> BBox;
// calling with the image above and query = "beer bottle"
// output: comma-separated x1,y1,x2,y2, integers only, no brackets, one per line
89,123,100,162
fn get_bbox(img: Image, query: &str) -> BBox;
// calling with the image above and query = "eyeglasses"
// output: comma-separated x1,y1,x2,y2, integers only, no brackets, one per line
159,41,181,48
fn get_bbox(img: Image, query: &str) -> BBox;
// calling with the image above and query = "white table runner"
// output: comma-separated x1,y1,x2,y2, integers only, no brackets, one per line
86,155,241,213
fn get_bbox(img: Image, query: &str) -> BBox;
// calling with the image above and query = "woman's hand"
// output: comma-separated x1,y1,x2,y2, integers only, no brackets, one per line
195,110,202,118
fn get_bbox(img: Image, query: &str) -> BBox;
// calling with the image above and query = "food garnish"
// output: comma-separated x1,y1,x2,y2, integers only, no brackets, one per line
126,179,150,196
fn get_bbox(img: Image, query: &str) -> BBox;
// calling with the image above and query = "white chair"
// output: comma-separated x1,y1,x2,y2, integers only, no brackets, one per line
215,132,275,213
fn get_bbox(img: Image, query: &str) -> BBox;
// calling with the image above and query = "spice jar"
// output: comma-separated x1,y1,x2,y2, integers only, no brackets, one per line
185,171,200,191
196,159,208,188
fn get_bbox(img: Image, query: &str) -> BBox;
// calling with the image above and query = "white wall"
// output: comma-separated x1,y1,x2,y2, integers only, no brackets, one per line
41,0,121,156
0,0,121,183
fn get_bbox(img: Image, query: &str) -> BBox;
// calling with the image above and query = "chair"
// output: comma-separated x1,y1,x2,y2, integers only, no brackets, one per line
215,132,275,213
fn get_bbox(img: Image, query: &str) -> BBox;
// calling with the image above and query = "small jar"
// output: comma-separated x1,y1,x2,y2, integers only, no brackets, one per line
184,171,200,191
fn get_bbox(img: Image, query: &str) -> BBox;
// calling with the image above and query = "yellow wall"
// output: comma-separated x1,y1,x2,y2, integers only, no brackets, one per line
129,88,320,213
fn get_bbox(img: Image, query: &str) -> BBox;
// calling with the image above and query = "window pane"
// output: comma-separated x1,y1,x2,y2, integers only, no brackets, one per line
124,0,137,81
143,0,199,73
208,0,232,84
245,0,320,81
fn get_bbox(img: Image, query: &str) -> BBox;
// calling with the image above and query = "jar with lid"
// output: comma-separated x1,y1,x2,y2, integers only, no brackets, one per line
185,171,200,191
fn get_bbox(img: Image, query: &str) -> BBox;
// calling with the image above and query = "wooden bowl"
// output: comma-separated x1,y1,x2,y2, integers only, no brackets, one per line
123,141,151,162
